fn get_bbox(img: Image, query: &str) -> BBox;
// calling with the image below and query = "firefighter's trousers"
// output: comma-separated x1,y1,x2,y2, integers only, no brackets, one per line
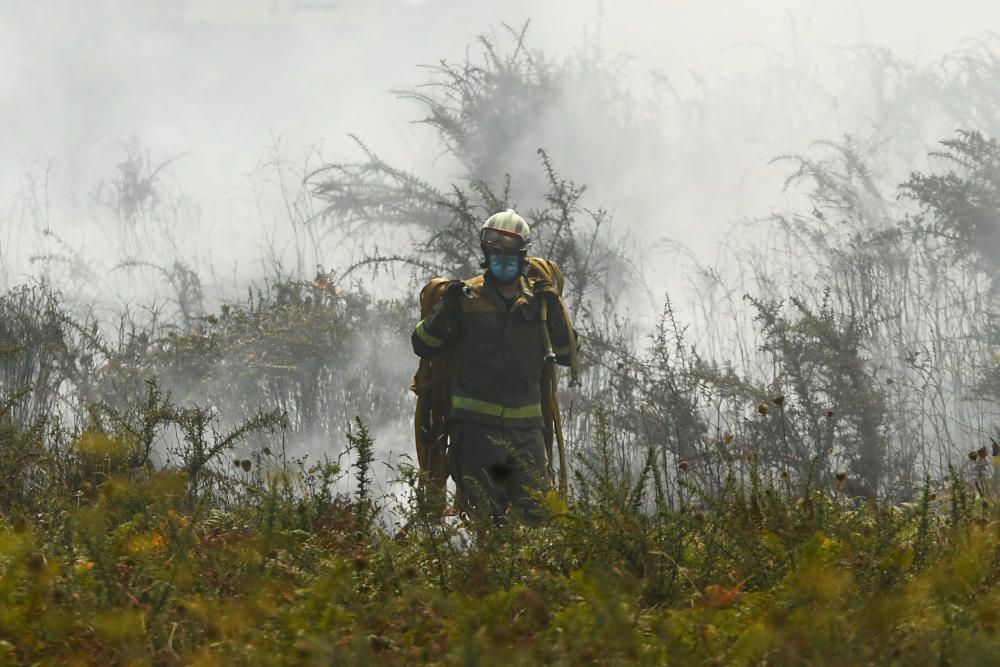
450,421,548,523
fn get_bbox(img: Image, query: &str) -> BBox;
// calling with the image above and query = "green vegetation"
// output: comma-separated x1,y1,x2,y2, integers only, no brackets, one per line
7,21,1000,665
3,406,1000,664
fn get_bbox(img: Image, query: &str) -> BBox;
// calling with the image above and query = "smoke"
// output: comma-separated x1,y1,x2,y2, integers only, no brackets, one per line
4,0,1000,489
3,1,994,292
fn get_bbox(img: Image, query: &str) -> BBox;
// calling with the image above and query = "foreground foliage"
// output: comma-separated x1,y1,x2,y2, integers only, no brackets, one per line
2,414,1000,666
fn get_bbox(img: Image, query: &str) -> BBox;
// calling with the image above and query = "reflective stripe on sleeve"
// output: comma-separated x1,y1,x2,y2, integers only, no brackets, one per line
415,320,444,348
452,395,543,419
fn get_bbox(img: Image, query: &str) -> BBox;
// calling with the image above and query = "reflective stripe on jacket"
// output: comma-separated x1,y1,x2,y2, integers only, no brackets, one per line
411,271,575,428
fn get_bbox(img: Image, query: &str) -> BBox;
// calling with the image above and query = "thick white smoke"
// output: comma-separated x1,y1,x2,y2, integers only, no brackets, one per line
2,0,998,486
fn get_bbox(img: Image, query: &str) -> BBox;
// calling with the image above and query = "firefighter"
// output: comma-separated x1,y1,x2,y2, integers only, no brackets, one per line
411,209,577,522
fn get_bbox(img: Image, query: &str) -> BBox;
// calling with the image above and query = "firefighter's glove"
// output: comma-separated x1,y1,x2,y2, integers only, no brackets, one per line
532,278,553,293
537,287,561,312
443,280,466,314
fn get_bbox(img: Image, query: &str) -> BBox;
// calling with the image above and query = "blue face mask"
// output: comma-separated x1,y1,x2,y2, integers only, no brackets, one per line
488,254,521,284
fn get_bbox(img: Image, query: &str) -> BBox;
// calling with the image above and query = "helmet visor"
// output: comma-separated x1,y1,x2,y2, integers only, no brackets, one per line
480,226,528,253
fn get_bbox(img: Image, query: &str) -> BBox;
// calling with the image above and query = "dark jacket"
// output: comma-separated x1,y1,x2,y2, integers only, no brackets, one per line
412,271,576,428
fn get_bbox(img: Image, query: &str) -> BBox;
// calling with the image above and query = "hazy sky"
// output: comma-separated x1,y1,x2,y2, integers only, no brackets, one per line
4,1,996,182
2,0,999,295
0,0,1000,153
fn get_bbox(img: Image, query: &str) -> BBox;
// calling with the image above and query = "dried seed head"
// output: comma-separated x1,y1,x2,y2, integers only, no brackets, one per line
773,395,785,406
262,447,272,457
240,459,252,472
757,403,769,416
835,472,847,482
826,409,835,418
679,461,689,471
722,433,734,444
970,451,979,461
